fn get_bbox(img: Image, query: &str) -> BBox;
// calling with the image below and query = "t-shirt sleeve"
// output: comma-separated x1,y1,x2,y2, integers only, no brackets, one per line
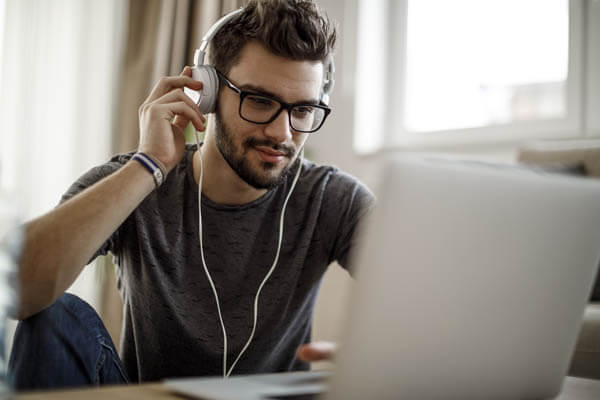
59,154,131,263
326,171,375,272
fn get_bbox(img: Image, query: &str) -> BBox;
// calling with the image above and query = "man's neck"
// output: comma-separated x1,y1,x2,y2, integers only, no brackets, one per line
193,133,268,206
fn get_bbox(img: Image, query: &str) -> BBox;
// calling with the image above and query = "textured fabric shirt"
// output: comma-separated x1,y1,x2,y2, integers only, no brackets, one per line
61,144,374,382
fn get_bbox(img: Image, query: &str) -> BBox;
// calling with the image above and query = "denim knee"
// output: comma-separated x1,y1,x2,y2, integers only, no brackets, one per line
9,293,128,390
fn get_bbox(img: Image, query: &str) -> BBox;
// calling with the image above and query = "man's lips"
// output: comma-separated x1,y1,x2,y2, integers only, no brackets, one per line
254,146,289,163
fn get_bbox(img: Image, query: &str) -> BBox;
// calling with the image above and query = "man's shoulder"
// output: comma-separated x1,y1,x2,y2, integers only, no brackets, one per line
300,158,336,180
300,158,371,194
108,149,136,164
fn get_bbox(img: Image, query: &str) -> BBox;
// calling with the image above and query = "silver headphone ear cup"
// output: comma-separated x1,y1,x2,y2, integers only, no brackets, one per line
320,58,335,105
190,65,219,114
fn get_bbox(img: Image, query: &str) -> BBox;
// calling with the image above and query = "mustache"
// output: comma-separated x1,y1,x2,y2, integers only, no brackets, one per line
243,138,296,158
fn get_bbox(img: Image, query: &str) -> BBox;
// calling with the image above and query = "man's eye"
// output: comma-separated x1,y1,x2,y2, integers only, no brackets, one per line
293,106,314,117
247,95,274,108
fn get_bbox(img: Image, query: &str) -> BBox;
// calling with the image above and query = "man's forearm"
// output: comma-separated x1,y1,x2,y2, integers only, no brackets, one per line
17,160,156,319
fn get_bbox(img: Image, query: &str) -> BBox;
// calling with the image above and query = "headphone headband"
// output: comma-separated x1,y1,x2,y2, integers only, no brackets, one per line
194,8,244,66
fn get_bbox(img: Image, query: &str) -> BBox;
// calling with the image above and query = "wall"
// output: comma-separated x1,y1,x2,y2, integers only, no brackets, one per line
306,0,526,361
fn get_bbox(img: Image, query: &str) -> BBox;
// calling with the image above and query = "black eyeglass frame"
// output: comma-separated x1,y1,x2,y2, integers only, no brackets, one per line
216,71,332,133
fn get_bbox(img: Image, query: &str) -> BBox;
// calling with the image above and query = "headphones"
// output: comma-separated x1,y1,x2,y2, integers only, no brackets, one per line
189,7,333,379
185,8,336,113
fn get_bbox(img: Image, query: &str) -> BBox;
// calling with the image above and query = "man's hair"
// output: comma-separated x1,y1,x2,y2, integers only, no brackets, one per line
209,0,337,75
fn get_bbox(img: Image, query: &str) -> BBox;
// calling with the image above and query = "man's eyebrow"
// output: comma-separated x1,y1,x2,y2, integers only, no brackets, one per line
238,83,320,105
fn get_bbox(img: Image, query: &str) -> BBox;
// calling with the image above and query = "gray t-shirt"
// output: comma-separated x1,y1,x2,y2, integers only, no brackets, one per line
61,144,374,382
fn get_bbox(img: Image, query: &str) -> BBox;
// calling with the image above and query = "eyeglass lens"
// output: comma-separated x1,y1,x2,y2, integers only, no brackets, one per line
241,94,325,132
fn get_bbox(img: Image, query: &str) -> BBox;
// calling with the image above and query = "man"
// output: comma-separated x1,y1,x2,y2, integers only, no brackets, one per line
10,0,373,389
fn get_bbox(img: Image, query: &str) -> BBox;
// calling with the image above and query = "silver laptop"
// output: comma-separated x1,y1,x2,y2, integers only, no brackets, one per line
165,156,600,400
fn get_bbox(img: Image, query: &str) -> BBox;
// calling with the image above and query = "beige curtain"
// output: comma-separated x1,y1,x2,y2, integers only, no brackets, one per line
114,0,245,153
100,0,245,350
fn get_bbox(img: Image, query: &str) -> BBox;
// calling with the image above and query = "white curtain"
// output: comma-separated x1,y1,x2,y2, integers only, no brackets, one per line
0,0,127,218
0,0,128,353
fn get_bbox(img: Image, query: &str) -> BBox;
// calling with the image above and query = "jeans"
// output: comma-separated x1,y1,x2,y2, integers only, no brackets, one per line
8,293,129,390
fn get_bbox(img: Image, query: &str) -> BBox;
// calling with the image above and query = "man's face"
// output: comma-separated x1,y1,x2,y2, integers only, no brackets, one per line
214,41,324,189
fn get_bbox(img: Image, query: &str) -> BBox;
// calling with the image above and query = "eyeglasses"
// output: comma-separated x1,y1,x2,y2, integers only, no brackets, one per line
216,71,331,133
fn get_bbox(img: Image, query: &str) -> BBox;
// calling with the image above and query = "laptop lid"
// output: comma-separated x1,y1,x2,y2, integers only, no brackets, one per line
327,156,600,400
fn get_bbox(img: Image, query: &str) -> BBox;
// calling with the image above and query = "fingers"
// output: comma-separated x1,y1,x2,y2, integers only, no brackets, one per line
296,341,337,362
144,79,206,132
156,87,203,118
174,67,199,131
148,66,205,132
146,66,203,104
172,115,192,132
160,101,205,132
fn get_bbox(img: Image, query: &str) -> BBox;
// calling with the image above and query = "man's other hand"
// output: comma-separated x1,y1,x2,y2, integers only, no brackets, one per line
296,341,337,362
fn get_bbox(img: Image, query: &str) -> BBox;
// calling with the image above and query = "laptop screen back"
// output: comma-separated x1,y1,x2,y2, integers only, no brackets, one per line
328,157,600,400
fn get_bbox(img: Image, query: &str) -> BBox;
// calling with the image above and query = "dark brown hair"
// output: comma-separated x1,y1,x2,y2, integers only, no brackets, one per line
209,0,337,75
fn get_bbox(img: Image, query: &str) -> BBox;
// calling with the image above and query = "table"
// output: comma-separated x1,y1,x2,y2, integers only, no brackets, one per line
15,383,172,400
13,376,600,400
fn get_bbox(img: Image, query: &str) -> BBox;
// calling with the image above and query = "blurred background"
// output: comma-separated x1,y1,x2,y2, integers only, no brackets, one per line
1,0,599,370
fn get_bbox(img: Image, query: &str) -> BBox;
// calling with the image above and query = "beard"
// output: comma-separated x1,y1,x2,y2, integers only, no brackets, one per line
214,113,299,190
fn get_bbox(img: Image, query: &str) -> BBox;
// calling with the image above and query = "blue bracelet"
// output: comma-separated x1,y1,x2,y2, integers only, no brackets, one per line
132,152,164,188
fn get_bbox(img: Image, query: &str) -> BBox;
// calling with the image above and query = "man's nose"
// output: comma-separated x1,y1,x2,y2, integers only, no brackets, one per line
263,109,293,143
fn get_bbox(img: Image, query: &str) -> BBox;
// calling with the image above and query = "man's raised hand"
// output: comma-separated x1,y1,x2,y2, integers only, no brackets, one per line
137,66,206,173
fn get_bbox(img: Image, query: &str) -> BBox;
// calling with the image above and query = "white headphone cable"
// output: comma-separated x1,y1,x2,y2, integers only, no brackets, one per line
226,146,303,377
194,131,303,378
195,131,229,377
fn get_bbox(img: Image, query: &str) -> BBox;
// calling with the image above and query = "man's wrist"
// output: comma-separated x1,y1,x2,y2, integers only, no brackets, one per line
131,152,167,188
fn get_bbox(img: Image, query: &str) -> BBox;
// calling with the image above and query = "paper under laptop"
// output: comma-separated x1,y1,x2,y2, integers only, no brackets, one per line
165,156,600,400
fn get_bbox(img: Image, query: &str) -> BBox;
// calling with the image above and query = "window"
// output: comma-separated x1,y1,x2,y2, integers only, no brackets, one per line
354,0,595,153
405,0,569,132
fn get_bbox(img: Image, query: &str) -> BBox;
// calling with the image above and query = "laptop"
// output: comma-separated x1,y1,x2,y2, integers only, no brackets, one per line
165,156,600,400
